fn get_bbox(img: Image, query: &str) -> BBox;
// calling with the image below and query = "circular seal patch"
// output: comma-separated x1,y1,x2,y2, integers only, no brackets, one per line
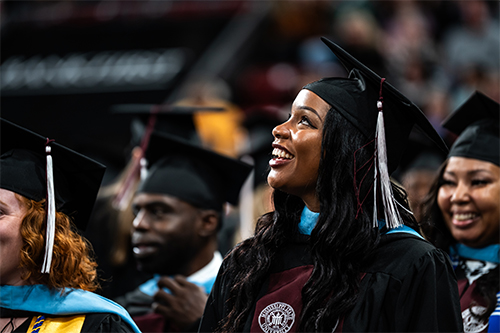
462,306,488,332
258,302,295,333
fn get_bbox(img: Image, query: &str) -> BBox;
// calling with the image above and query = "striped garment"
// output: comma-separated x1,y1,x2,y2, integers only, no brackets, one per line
30,315,45,333
488,292,500,333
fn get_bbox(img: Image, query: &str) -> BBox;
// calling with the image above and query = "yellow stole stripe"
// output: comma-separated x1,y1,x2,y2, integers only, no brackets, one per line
28,315,86,333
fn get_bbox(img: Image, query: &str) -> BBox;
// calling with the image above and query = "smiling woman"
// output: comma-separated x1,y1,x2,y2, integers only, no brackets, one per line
0,118,140,333
423,91,500,333
198,37,463,333
0,190,26,287
438,157,500,248
267,89,329,210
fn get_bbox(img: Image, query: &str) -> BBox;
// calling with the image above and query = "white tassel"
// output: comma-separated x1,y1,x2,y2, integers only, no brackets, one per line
375,110,403,229
395,199,414,216
42,146,56,274
140,157,148,181
372,160,378,228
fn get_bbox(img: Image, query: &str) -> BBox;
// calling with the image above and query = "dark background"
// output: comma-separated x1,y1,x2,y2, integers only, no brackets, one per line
2,0,499,183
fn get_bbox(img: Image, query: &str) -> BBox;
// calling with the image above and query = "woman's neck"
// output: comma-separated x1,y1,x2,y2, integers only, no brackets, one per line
302,195,320,213
1,275,32,287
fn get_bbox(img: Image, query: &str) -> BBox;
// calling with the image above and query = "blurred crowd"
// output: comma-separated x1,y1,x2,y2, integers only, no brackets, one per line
2,0,499,290
1,1,500,332
235,0,500,140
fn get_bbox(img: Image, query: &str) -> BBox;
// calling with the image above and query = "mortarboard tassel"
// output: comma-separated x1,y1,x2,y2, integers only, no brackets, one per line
42,140,56,273
372,155,378,228
112,156,141,211
374,79,402,230
113,107,158,210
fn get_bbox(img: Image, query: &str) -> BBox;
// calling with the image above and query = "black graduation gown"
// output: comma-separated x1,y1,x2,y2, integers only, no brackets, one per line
2,310,134,333
199,233,464,332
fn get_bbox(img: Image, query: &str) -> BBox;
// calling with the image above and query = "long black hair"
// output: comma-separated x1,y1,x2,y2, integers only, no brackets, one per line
422,160,500,323
217,107,417,332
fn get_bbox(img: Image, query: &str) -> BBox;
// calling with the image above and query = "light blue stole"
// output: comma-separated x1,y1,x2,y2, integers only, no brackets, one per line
298,206,423,239
449,243,500,265
298,206,319,235
378,219,424,239
138,251,222,297
0,284,141,333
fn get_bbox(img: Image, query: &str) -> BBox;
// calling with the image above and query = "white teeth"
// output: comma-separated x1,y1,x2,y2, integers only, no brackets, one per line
272,148,294,159
454,213,478,221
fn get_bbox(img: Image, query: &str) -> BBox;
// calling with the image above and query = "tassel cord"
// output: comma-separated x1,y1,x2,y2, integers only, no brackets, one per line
375,110,402,229
113,106,159,210
373,78,403,229
42,140,56,274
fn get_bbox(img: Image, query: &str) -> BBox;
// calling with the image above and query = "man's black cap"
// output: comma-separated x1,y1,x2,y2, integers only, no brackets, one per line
137,131,253,211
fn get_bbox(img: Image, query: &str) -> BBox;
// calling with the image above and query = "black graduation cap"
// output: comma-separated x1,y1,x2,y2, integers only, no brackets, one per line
110,104,224,210
137,131,253,211
442,91,499,166
302,37,449,230
111,104,224,145
0,118,106,230
303,37,448,174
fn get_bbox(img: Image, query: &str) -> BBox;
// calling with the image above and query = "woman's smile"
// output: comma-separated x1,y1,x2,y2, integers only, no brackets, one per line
450,210,480,228
269,145,295,167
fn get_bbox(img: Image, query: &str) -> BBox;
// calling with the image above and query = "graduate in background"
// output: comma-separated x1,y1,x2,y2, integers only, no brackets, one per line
199,37,462,332
0,118,140,333
115,131,252,332
85,104,222,299
423,91,500,333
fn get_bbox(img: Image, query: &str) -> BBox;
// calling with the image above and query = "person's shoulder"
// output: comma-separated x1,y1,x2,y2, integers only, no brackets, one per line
380,232,436,257
364,232,447,279
83,312,136,332
113,286,152,317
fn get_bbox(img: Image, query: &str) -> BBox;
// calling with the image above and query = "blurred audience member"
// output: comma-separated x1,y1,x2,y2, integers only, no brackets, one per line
115,132,251,332
85,105,219,299
175,77,246,158
422,89,453,141
333,6,386,76
381,1,440,107
442,0,499,86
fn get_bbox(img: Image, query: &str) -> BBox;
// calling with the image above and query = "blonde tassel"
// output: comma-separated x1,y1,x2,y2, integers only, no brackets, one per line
42,145,56,273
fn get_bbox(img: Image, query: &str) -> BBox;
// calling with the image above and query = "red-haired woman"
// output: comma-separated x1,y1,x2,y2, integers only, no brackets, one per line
0,118,140,333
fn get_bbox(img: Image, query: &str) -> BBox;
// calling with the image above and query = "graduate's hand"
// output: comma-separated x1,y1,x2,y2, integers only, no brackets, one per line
152,275,208,331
